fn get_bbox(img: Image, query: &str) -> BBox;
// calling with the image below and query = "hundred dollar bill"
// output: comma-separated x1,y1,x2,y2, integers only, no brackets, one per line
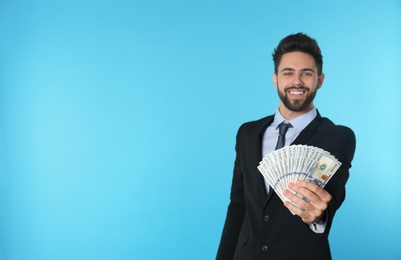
305,155,342,187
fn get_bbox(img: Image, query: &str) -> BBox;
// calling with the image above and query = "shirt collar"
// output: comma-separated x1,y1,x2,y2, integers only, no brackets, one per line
272,107,317,134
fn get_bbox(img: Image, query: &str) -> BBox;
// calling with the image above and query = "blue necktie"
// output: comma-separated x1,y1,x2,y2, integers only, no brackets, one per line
275,122,292,150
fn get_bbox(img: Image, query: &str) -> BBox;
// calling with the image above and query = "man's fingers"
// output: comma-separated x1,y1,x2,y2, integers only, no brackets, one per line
290,181,332,205
283,181,332,223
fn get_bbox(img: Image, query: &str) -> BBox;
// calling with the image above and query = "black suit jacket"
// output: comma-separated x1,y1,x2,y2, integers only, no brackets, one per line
217,112,356,260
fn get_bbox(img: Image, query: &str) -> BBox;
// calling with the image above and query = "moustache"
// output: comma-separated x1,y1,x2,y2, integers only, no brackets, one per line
285,86,310,91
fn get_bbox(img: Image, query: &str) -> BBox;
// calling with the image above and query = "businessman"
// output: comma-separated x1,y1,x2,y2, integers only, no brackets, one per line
216,33,356,259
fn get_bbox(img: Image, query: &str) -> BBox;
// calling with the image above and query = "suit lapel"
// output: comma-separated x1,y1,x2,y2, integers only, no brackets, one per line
251,116,274,200
291,112,322,145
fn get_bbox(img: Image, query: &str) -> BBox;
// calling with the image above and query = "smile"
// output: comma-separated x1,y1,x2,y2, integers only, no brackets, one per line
289,91,304,95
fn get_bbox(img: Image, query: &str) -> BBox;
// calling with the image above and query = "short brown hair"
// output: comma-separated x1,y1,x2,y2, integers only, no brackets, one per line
272,33,323,75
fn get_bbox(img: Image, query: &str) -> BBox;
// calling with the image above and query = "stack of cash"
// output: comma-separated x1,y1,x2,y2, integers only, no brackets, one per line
257,145,341,205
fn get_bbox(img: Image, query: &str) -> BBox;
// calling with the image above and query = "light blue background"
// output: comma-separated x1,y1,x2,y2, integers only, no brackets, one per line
1,1,400,259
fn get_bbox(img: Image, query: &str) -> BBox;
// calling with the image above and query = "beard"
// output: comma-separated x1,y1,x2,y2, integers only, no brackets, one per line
277,86,317,112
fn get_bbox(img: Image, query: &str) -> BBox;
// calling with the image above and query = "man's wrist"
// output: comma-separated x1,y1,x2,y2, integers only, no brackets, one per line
314,211,327,224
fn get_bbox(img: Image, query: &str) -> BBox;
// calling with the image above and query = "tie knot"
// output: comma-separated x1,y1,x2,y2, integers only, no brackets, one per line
278,122,292,136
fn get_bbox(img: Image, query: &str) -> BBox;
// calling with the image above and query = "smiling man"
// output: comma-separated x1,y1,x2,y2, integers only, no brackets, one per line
216,33,356,259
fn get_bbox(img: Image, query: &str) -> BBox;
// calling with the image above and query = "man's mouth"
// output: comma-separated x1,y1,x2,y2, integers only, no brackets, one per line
286,88,308,96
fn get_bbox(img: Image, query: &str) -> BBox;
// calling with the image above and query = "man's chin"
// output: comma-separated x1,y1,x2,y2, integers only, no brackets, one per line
284,101,309,112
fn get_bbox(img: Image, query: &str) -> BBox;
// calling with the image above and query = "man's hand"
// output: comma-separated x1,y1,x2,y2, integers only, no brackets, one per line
283,180,332,223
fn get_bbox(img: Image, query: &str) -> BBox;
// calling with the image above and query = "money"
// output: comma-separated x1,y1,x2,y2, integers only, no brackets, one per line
257,145,341,211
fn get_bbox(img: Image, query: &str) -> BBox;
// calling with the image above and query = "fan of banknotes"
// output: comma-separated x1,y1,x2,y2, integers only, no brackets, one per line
257,145,341,205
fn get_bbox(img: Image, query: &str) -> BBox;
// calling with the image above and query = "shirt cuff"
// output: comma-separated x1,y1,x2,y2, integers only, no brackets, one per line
308,213,328,234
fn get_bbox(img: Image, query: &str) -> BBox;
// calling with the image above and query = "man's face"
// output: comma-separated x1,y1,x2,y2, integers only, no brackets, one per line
273,51,324,113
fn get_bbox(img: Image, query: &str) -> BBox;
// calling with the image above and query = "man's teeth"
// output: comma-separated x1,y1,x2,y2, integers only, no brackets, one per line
290,91,303,95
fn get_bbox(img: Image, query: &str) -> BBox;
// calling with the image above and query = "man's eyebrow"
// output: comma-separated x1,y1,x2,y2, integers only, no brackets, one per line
280,68,315,72
300,68,315,72
280,68,295,72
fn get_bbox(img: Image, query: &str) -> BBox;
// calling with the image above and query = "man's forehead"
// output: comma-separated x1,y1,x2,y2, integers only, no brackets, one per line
279,52,317,70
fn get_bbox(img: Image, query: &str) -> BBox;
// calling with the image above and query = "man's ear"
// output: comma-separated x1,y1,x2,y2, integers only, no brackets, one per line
272,73,278,89
317,73,325,89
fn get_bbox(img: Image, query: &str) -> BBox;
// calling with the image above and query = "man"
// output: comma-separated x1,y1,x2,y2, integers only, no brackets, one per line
216,33,356,259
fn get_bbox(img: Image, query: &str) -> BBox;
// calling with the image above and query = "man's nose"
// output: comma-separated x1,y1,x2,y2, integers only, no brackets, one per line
292,74,304,86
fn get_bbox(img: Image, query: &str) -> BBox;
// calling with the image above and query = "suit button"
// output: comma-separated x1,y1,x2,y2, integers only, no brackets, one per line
262,245,268,251
264,215,269,221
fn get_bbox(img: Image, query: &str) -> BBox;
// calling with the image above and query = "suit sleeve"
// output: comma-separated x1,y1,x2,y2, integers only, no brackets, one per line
322,126,356,234
216,126,246,260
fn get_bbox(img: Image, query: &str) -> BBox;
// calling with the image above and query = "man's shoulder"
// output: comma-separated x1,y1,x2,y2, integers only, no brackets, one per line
238,115,274,132
319,116,355,136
